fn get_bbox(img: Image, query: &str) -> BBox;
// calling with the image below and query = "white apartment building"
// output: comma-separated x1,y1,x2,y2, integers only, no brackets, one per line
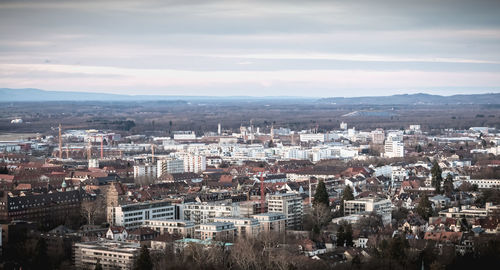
173,131,196,140
384,133,404,158
252,213,287,234
196,222,237,241
267,193,304,230
183,154,206,173
157,158,184,177
300,133,325,143
439,203,500,220
181,202,239,224
344,198,392,224
73,240,140,270
108,200,175,229
133,163,157,179
212,217,260,238
464,179,500,189
143,219,196,238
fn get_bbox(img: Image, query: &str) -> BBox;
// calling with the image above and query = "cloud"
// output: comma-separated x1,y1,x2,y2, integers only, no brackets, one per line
0,0,499,95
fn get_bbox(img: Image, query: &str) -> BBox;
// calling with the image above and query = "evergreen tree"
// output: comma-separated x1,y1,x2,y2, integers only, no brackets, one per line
340,186,354,216
336,225,345,247
344,224,354,247
431,161,443,194
134,245,153,270
313,180,329,207
417,194,433,220
444,173,454,197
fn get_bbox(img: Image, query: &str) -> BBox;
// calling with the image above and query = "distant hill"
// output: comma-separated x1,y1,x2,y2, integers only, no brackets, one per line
319,93,500,105
0,88,310,102
0,88,191,102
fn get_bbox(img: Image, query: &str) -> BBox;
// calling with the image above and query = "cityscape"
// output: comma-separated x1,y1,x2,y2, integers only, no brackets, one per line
1,1,500,270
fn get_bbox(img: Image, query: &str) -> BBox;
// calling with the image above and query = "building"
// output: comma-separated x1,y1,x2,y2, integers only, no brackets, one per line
0,189,82,228
181,202,239,224
371,129,385,144
173,131,196,140
143,219,196,238
212,217,260,238
267,193,304,230
133,163,157,179
195,222,237,241
439,203,500,220
183,154,206,173
384,134,404,158
300,133,325,143
73,240,140,270
108,200,175,229
106,226,128,241
464,179,500,189
343,197,392,224
157,158,184,178
252,213,286,234
240,201,266,217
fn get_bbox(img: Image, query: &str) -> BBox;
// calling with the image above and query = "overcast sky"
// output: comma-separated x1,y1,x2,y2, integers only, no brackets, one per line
1,0,500,97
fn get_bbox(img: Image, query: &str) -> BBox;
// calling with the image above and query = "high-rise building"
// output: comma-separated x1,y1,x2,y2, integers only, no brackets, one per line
371,128,385,144
384,132,404,158
183,154,206,173
267,193,303,230
157,158,184,177
133,163,157,179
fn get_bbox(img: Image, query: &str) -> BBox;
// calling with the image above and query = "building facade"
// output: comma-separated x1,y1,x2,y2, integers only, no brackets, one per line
267,193,303,230
108,200,175,229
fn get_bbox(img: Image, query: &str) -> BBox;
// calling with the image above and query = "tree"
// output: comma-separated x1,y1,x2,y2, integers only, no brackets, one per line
307,203,333,235
443,173,454,197
134,245,153,270
336,225,345,247
81,196,104,225
313,180,329,207
344,224,354,247
340,185,354,216
417,194,433,220
431,161,443,194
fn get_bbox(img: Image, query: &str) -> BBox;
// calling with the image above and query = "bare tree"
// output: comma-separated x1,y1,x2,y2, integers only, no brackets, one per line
231,238,259,270
81,195,105,225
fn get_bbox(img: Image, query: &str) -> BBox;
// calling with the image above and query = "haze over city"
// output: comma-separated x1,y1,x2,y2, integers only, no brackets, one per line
1,0,500,96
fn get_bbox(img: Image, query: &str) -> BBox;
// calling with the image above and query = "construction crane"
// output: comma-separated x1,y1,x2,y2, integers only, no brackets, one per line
58,124,62,159
260,172,266,213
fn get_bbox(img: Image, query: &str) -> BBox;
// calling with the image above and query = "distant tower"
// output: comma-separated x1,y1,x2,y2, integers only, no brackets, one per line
151,144,155,163
218,123,221,135
340,121,348,130
61,179,67,192
100,135,104,159
270,124,274,139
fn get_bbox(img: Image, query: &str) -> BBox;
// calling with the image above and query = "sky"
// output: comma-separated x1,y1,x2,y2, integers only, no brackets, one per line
1,0,500,97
